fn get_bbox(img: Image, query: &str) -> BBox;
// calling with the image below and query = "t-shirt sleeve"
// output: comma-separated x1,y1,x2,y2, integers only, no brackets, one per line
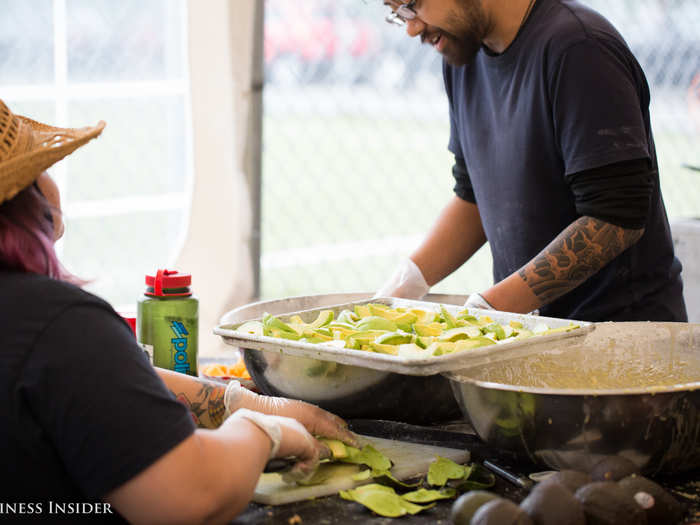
551,37,651,175
452,155,477,203
22,302,196,500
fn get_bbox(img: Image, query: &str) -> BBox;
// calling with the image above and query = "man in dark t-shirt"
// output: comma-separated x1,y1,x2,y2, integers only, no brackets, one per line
377,0,686,322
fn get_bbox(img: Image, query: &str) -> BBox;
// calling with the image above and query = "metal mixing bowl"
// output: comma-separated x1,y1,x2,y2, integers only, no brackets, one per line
218,292,467,424
444,322,700,475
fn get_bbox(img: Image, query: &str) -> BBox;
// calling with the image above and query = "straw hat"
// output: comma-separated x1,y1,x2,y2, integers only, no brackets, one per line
0,99,105,205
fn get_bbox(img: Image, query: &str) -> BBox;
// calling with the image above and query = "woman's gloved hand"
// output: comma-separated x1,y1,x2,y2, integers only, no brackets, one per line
375,258,430,300
226,408,330,483
224,381,358,447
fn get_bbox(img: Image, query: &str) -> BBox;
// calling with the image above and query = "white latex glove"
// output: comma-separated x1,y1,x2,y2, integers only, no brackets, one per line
226,408,330,482
375,258,430,300
224,381,358,447
464,292,494,310
464,292,540,315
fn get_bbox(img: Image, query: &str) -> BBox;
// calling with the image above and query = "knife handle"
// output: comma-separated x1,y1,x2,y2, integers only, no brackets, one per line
264,458,294,473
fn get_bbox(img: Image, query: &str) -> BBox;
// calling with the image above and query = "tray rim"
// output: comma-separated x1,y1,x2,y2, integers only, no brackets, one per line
213,297,594,376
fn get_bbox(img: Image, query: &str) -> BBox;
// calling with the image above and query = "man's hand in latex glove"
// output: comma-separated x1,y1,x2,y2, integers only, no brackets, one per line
464,292,494,310
224,381,358,447
375,258,430,299
227,408,330,483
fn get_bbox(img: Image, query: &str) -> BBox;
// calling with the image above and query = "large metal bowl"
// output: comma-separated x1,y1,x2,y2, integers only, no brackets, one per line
219,292,467,424
444,322,700,475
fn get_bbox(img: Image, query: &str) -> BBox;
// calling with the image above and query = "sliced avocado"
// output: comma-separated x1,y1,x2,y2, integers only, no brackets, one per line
303,333,334,343
439,326,482,341
235,320,264,336
414,322,444,337
483,323,506,340
319,438,348,459
271,329,302,340
356,316,397,332
354,304,371,318
538,324,581,336
309,309,334,329
369,342,399,355
454,337,496,351
375,330,413,345
336,309,357,325
410,308,438,323
262,313,297,334
440,305,458,329
415,335,435,349
397,343,428,359
426,341,458,356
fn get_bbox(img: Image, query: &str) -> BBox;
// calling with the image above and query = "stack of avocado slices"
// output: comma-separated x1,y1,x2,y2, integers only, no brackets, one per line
234,303,580,358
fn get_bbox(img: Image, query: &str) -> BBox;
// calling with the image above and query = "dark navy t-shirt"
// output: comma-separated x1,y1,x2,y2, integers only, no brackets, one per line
445,0,686,322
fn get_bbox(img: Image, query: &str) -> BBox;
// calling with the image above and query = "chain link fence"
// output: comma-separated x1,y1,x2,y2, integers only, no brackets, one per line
260,0,700,300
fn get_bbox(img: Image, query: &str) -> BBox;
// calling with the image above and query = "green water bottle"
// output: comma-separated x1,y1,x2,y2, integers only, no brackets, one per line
137,269,199,376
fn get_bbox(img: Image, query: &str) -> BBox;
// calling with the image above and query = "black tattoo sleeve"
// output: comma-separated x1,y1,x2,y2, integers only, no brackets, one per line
518,216,644,305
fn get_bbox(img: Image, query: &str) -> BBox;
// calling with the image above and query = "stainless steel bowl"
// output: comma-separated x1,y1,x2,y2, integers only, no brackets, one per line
444,322,700,475
219,292,468,424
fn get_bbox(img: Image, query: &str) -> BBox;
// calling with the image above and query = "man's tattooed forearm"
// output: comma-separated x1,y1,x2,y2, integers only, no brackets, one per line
518,216,644,304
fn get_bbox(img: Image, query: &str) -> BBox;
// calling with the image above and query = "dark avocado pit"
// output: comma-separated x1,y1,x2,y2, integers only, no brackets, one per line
590,455,641,482
449,490,500,525
618,474,684,525
574,481,647,525
471,498,534,525
520,480,586,525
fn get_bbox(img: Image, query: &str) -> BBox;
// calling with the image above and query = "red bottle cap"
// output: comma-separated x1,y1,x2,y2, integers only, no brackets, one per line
145,269,192,297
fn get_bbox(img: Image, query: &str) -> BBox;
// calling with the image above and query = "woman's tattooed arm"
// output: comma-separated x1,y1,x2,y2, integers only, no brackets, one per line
518,216,644,305
159,371,227,429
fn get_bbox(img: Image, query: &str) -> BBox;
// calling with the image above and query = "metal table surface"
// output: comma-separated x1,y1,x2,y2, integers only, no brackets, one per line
231,420,700,525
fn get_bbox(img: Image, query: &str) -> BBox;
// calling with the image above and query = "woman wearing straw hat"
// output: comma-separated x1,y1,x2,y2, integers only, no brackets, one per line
0,99,356,523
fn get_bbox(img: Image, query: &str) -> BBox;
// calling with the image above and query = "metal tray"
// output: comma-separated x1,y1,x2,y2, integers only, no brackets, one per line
214,297,594,376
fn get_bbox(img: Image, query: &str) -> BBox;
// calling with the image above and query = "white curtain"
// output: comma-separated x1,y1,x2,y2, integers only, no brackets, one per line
177,0,260,355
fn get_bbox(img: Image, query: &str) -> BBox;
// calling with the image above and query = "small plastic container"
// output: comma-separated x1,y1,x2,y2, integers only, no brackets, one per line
137,269,198,376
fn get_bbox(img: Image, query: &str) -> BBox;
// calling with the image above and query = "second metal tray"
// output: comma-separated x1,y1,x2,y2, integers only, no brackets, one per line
214,297,594,376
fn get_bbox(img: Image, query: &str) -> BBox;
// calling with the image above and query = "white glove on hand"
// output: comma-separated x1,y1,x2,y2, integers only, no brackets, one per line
464,292,494,310
375,258,430,300
224,381,357,447
464,293,540,315
227,408,329,483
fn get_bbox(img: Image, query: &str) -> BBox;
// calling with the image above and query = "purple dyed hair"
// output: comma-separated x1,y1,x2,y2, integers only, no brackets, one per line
0,184,81,284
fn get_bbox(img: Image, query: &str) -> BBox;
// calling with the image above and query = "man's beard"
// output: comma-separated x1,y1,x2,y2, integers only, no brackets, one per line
421,1,489,66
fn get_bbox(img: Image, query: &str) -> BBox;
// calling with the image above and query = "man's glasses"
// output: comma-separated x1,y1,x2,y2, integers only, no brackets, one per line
385,0,417,26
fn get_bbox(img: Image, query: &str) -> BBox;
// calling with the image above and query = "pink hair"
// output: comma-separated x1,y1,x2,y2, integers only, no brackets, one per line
0,184,82,284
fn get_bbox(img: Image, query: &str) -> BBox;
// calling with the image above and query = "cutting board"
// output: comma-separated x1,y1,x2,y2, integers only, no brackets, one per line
253,434,470,505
